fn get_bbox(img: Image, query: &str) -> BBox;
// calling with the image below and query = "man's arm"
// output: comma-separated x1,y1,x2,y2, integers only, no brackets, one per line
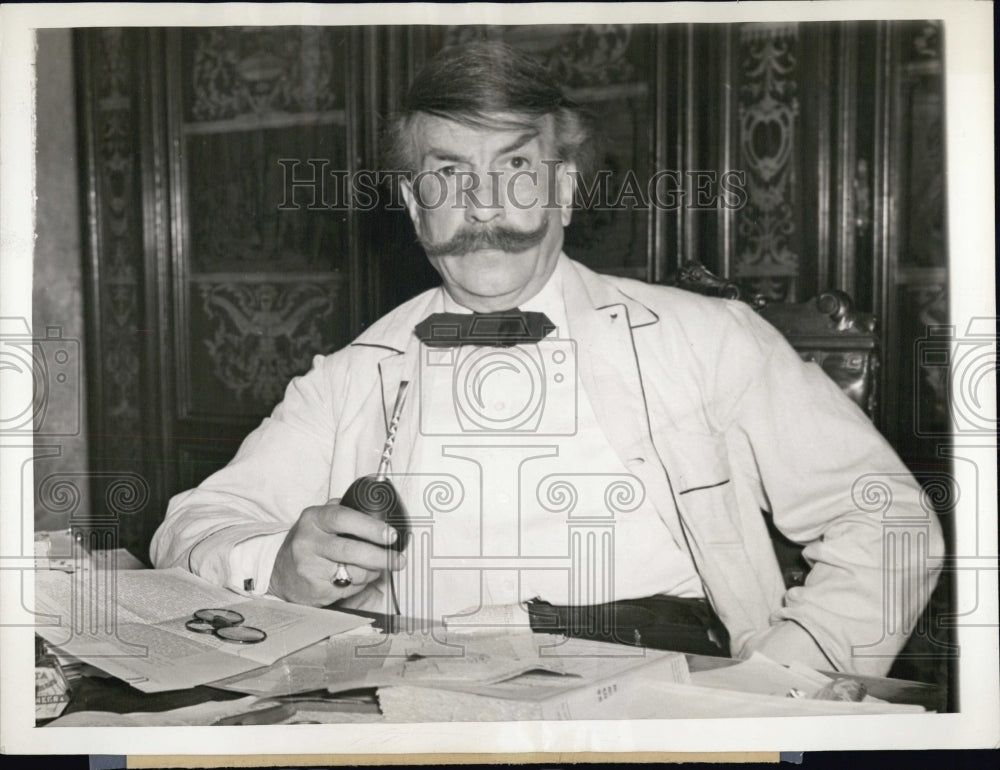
713,302,945,676
149,352,402,605
149,353,341,594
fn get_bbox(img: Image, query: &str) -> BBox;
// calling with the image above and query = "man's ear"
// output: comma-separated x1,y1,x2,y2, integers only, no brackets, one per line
555,161,577,227
398,175,423,237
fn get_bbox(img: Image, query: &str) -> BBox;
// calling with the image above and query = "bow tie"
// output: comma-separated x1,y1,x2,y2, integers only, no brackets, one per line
414,310,555,348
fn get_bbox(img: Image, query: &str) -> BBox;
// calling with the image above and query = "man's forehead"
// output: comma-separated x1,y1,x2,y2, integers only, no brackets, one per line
410,112,556,156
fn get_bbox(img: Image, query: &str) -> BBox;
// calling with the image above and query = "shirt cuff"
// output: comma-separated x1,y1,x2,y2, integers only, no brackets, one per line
225,531,287,597
751,621,835,671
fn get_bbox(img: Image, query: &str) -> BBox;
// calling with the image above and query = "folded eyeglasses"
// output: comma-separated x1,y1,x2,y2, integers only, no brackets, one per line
185,608,267,644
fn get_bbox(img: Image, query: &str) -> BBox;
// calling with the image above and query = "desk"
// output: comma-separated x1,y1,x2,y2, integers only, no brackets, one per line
41,609,945,724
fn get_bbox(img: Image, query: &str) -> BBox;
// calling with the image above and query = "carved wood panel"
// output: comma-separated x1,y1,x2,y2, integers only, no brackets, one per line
180,27,344,122
78,28,159,554
185,127,348,273
188,276,345,415
167,27,359,425
79,27,368,558
732,22,803,302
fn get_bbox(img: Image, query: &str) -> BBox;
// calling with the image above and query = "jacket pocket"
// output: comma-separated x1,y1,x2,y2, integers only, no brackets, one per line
663,431,743,546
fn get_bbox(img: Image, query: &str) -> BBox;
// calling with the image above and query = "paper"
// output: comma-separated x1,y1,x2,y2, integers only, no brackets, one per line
35,665,71,720
212,627,385,698
623,679,925,718
34,530,75,572
363,631,554,688
375,645,692,721
33,567,371,692
690,652,832,697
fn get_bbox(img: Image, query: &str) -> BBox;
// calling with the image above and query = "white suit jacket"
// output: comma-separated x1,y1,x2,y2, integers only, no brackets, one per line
151,256,943,676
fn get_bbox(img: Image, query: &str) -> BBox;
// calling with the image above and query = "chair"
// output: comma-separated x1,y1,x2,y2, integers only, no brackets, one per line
673,261,881,587
674,261,879,420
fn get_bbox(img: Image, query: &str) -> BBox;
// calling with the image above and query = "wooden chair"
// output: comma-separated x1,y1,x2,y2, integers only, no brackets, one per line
674,261,879,420
674,261,881,587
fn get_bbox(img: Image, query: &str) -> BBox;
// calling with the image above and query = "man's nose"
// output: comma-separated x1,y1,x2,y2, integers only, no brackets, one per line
460,170,504,224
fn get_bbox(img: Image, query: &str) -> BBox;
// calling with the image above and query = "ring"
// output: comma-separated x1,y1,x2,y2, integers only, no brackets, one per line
332,564,352,588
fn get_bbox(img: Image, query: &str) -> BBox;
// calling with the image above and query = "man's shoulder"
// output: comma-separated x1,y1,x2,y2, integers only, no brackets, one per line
567,258,758,329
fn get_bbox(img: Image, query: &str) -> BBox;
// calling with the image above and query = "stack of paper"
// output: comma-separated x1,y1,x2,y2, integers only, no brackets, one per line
372,634,692,721
33,567,371,692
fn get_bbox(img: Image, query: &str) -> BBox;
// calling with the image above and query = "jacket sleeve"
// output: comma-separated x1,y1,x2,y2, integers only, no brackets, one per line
709,301,944,676
149,352,342,596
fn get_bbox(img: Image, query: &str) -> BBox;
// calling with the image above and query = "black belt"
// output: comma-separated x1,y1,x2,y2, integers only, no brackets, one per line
526,594,731,657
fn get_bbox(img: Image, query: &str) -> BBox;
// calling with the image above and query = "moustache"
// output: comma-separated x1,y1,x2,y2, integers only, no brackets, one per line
419,218,550,258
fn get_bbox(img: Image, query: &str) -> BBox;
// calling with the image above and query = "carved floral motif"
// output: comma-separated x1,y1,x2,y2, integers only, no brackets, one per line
734,23,801,293
94,29,142,456
197,280,341,405
443,25,636,87
187,27,339,121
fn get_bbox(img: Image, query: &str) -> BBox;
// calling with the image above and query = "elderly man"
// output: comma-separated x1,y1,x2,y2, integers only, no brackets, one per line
151,42,942,677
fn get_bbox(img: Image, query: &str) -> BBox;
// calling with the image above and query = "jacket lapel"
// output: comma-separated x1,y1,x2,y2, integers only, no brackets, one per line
350,287,445,479
561,262,686,547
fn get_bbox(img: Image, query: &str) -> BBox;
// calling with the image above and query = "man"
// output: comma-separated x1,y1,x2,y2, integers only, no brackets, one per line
151,42,942,677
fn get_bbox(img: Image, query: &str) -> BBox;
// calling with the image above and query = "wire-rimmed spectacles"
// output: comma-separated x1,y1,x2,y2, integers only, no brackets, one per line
185,608,267,644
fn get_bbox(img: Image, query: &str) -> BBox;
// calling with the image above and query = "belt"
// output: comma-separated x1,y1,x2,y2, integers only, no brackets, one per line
526,594,731,657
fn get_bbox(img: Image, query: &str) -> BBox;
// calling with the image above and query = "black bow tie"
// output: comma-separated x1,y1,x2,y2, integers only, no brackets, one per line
414,310,555,348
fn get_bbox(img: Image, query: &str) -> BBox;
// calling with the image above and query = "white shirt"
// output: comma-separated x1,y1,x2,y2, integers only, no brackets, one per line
390,256,703,622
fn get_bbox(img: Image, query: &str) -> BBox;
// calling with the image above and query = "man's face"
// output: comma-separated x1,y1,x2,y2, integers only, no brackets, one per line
399,113,576,312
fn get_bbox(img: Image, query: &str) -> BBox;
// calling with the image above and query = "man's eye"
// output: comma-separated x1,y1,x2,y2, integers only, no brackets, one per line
509,156,531,170
438,165,457,178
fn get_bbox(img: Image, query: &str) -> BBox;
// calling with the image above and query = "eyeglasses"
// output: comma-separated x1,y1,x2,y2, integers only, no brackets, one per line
185,608,267,644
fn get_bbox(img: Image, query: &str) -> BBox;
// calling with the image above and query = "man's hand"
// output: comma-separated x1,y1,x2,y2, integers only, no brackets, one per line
268,498,405,606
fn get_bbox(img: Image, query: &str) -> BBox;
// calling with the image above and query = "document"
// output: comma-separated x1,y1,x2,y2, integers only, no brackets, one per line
690,652,833,697
33,567,371,692
212,626,387,697
374,638,691,721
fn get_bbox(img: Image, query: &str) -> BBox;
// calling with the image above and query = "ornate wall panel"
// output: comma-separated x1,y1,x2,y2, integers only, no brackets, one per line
181,27,344,122
189,277,344,415
185,126,348,272
78,29,157,554
79,27,365,559
168,27,359,426
86,29,143,459
899,23,945,268
732,23,803,301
